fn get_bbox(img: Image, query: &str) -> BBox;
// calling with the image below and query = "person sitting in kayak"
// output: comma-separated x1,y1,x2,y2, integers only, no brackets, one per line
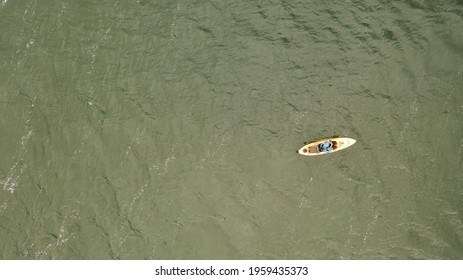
318,141,333,153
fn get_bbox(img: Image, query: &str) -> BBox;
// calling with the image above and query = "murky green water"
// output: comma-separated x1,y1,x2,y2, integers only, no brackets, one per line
1,0,462,259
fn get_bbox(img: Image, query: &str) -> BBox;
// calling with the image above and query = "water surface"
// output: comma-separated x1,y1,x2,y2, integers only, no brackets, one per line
1,0,462,259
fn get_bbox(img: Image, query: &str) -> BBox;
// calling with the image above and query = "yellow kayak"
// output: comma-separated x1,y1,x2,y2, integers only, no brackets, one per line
298,137,356,156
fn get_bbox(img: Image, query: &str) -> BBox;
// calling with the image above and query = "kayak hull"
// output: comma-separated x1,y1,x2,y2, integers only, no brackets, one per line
298,137,356,156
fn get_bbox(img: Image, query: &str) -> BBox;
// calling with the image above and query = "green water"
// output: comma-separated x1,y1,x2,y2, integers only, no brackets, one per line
1,0,462,259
